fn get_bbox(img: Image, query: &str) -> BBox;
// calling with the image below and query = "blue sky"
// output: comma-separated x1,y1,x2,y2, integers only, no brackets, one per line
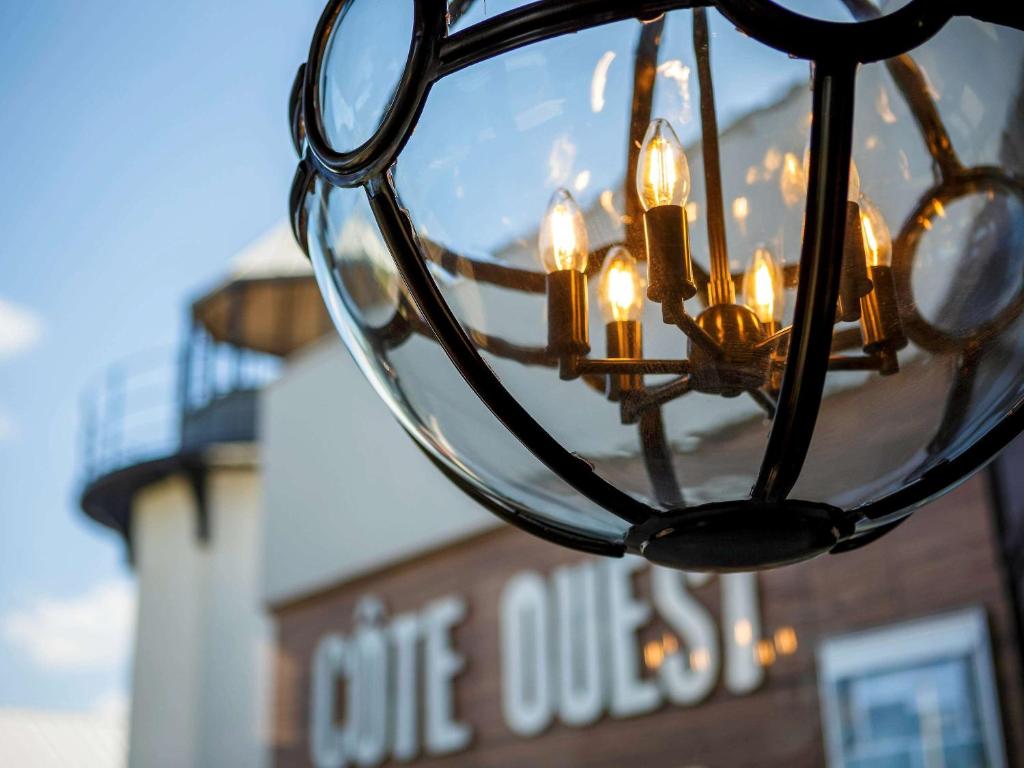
0,0,322,713
0,0,862,718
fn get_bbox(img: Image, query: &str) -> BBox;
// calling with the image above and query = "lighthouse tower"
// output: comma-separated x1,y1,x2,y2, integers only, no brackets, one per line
78,224,328,768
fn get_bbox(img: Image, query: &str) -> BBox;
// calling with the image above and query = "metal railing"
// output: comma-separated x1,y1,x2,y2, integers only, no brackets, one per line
79,335,281,488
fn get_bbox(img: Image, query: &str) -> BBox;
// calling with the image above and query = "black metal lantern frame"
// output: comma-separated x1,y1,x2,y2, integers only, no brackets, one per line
290,0,1024,569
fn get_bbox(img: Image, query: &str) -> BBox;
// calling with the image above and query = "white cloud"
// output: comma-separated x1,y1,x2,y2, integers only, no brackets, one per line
91,689,130,724
2,579,136,672
0,298,43,360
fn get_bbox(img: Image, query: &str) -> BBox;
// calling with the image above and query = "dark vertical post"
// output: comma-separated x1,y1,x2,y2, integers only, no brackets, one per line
986,444,1024,698
752,60,857,502
177,318,194,441
625,16,665,259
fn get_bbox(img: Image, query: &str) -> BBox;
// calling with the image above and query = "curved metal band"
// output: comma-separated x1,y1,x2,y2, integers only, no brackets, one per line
366,174,656,527
893,168,1024,355
751,60,857,502
289,157,316,256
413,439,628,557
715,0,954,63
856,396,1024,522
289,63,306,157
438,0,707,77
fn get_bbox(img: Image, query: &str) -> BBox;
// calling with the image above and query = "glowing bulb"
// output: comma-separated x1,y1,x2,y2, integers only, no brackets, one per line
598,246,644,322
636,119,689,211
859,194,892,267
742,245,784,326
779,151,805,208
538,188,589,273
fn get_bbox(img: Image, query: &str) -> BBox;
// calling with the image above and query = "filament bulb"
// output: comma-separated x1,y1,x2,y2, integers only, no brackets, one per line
636,119,690,211
742,245,784,326
779,151,805,208
598,246,644,323
538,188,589,273
859,194,892,267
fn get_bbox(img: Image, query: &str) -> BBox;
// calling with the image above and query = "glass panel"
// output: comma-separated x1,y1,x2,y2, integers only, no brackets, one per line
793,18,1024,516
307,177,631,542
768,0,914,23
319,0,415,152
395,9,812,510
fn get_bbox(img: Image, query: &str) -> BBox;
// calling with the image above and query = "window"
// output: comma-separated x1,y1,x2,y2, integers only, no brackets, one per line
817,608,1007,768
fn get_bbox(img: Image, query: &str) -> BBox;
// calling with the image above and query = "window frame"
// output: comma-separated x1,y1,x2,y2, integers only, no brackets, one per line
816,606,1008,768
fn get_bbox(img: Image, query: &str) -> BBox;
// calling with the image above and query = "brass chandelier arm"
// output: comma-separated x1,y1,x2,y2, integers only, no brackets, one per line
747,388,777,419
576,358,692,376
639,408,688,507
397,302,564,367
411,240,799,301
424,241,546,293
829,326,863,353
621,376,693,423
839,0,962,179
674,312,725,360
624,14,665,259
827,353,889,372
693,8,734,306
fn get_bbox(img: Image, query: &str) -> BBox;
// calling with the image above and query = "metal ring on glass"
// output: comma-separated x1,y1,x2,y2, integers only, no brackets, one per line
893,168,1024,355
302,0,447,186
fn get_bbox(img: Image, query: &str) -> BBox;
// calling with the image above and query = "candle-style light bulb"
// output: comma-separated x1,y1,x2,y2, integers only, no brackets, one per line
779,151,805,208
742,245,784,328
858,193,905,363
636,119,690,211
859,194,892,267
599,246,644,323
539,188,589,273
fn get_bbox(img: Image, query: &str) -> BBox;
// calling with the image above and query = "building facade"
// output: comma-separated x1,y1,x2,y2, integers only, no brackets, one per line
266,339,1024,768
79,51,1024,759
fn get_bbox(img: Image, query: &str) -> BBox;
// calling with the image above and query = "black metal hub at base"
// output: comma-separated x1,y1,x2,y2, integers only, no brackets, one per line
688,303,769,396
629,499,851,572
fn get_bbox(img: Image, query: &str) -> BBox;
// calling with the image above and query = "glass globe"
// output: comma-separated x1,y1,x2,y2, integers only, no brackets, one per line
297,0,1024,568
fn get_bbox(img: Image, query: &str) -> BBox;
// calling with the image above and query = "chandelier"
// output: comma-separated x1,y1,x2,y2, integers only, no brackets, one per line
289,0,1024,570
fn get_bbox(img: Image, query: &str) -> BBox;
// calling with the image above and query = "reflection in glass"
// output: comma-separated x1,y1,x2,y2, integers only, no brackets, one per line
308,179,631,542
319,0,414,152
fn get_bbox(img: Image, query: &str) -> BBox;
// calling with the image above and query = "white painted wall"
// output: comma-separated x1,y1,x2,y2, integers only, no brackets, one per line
195,468,271,768
130,476,204,768
261,338,498,607
128,461,270,768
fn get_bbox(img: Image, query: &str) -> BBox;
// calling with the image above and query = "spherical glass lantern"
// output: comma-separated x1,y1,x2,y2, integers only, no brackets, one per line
290,0,1024,570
